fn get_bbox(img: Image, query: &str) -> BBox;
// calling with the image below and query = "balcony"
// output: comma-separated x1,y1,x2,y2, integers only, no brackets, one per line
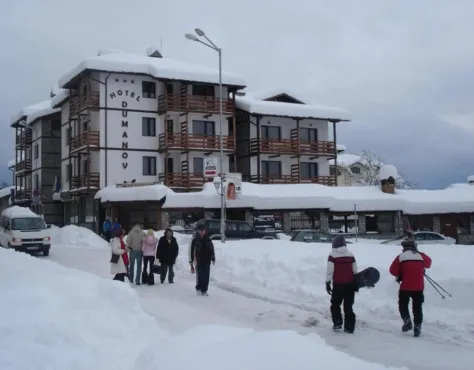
300,176,336,186
158,133,234,152
70,91,100,116
14,189,31,202
159,172,208,190
70,131,100,154
15,130,32,149
244,138,336,156
15,159,32,173
249,175,294,184
70,173,100,192
158,94,234,115
299,140,336,156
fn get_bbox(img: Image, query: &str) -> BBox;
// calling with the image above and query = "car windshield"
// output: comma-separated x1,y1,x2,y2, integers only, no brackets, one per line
11,217,47,231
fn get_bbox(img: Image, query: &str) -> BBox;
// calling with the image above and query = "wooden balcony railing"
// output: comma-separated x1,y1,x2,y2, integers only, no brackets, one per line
159,133,234,152
70,131,100,153
14,189,32,201
70,173,100,191
300,176,336,186
158,94,234,114
15,159,32,173
250,175,294,184
159,173,208,189
70,91,100,116
245,138,336,156
15,131,32,148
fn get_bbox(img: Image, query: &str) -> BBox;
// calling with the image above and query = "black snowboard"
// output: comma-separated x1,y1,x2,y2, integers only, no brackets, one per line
356,267,380,288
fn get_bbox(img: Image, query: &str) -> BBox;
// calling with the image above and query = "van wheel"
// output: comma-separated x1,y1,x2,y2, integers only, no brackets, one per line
43,250,50,256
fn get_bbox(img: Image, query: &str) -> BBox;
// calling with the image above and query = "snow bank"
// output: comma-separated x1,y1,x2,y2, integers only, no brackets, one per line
95,183,171,202
50,225,108,248
0,244,403,370
200,239,474,347
58,51,246,88
163,181,474,214
11,99,59,126
379,165,398,180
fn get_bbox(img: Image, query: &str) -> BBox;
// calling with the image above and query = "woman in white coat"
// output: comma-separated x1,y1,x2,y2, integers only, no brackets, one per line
110,228,129,282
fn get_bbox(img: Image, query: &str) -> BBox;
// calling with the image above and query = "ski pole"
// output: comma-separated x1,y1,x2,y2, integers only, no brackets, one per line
425,274,452,298
425,276,446,299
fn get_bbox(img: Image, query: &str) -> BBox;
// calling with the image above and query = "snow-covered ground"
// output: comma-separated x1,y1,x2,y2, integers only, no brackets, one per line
4,226,474,369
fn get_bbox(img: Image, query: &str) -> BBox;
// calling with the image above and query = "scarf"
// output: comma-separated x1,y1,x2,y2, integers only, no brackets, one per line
120,236,129,265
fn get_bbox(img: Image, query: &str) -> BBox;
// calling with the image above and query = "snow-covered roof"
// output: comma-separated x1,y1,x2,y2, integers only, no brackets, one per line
51,88,70,108
329,153,363,167
163,181,474,215
235,94,350,121
58,51,246,88
336,144,347,152
241,88,311,104
94,183,172,202
0,186,20,199
7,151,25,169
1,205,40,218
11,100,60,126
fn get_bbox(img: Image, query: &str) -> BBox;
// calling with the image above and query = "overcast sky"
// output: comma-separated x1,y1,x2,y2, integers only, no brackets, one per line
1,0,473,189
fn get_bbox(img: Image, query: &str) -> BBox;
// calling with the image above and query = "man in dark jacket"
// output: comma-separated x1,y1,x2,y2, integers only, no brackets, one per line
156,228,179,284
325,235,358,333
389,238,432,337
188,225,215,296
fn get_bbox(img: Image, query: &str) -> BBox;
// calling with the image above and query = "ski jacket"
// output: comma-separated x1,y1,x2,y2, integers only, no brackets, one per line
156,236,179,265
142,235,158,257
188,235,215,265
326,246,357,284
389,250,432,291
126,225,146,251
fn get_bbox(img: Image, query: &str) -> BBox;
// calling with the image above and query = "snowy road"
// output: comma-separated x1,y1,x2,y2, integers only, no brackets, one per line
50,246,473,370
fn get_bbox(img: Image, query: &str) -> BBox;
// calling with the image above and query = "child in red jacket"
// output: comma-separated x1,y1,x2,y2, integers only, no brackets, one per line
389,238,432,337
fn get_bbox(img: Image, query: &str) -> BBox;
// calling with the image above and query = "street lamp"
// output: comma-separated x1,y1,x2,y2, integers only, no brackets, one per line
185,28,226,243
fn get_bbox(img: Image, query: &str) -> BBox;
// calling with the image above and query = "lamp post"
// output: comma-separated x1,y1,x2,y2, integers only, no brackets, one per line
186,28,225,243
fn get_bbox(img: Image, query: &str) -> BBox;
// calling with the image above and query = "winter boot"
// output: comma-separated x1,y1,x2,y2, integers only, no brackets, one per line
402,318,413,332
414,325,421,337
332,321,343,331
344,327,354,334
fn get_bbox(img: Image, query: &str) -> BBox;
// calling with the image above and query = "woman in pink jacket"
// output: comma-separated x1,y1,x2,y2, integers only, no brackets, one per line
141,229,158,285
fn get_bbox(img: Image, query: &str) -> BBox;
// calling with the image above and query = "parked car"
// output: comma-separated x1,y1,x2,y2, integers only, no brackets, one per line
195,219,277,240
289,229,353,244
380,231,456,245
0,206,51,256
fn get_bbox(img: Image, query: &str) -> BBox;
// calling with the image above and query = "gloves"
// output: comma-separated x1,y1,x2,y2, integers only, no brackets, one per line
396,276,402,284
326,281,332,295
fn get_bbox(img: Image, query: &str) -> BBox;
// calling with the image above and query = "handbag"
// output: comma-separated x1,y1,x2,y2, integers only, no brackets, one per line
110,253,120,264
152,262,162,274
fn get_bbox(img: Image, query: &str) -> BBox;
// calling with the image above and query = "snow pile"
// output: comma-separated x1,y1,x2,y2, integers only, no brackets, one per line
329,153,362,167
0,246,404,370
50,225,109,248
201,240,474,348
11,99,59,126
379,165,398,181
163,180,474,214
95,183,172,202
467,175,474,184
58,51,246,88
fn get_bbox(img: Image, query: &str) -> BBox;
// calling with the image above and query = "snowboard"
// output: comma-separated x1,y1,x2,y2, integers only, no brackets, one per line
355,267,380,288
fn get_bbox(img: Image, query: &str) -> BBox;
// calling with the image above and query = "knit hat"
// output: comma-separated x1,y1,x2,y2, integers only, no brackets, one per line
401,237,417,250
332,235,346,249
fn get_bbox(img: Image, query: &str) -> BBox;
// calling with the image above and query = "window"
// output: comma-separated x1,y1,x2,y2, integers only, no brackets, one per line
193,120,215,136
67,127,72,145
11,217,46,231
142,117,156,136
261,160,281,178
166,119,174,133
300,162,319,179
166,83,174,94
34,174,39,189
66,164,72,182
193,158,204,174
142,156,157,176
192,85,214,96
425,232,443,241
261,125,281,139
34,144,39,159
299,128,318,141
142,81,156,98
238,223,252,232
330,166,341,176
225,221,237,231
351,166,361,175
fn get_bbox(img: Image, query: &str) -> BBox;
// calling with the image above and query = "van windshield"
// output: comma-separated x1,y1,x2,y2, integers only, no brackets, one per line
11,217,47,231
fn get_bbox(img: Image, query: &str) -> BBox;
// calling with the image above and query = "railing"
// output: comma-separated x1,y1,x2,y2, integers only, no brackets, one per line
246,138,336,156
159,173,208,189
15,131,32,148
15,190,32,201
15,159,32,172
70,91,100,116
70,173,100,190
250,175,294,184
300,176,336,186
159,133,234,151
70,131,100,153
299,140,336,155
158,94,234,114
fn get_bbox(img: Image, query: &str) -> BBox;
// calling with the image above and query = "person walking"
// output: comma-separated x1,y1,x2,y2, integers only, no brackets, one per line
389,238,432,337
156,228,179,284
126,224,146,285
188,225,215,296
325,235,358,334
110,228,129,282
142,229,158,285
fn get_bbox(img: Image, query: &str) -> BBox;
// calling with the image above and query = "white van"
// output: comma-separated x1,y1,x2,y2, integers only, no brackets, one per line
0,206,51,256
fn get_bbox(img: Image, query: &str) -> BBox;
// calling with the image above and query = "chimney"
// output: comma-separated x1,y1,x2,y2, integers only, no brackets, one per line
146,47,162,58
379,165,398,194
468,175,474,185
